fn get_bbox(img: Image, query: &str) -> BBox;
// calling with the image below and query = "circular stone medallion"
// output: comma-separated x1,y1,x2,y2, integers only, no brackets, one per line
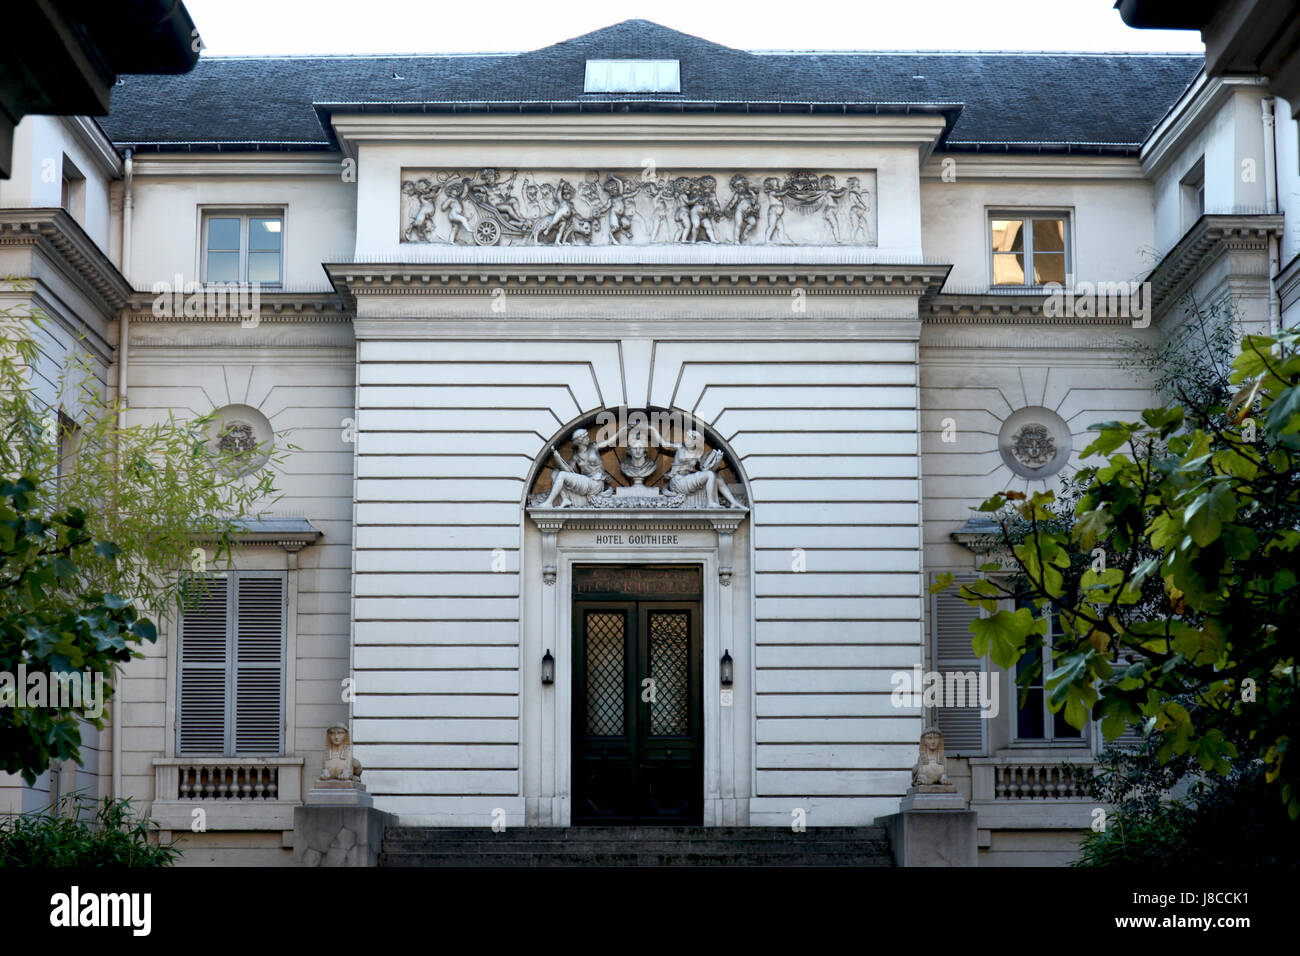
997,406,1072,479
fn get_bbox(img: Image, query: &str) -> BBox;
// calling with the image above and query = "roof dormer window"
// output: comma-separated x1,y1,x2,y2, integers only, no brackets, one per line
583,59,680,93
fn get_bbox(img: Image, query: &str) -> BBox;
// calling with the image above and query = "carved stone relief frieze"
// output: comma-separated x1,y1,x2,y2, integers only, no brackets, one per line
526,411,747,511
400,167,877,247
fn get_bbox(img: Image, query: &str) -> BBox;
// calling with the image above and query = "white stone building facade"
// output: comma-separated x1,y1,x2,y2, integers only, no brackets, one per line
2,20,1298,865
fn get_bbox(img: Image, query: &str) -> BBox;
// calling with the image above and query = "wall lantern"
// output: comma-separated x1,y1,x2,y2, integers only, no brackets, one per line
720,650,734,687
541,650,555,685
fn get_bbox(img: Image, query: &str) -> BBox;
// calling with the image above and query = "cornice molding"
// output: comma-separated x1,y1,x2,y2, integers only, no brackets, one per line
1145,213,1283,315
924,292,1137,324
132,155,348,178
325,261,951,301
61,117,123,179
527,512,733,532
921,155,1145,181
125,290,352,323
1141,75,1268,179
327,112,949,160
0,208,132,315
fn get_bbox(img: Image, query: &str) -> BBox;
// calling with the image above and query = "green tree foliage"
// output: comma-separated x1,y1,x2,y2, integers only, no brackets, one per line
1,283,284,782
1069,734,1299,867
0,794,179,867
936,322,1300,819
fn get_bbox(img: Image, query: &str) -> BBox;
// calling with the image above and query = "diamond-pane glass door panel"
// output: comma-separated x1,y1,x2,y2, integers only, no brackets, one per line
648,610,689,736
585,611,626,735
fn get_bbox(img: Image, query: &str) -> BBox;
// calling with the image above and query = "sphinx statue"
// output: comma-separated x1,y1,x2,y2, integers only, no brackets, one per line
320,723,363,783
912,725,949,787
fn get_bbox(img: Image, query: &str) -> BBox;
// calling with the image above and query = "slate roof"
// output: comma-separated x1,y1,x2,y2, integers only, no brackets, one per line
99,19,1203,155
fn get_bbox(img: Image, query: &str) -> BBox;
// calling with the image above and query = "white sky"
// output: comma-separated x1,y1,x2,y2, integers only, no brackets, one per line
182,0,1206,56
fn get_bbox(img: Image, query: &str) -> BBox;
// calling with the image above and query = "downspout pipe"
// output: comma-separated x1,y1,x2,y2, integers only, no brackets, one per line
1262,98,1282,335
113,148,133,801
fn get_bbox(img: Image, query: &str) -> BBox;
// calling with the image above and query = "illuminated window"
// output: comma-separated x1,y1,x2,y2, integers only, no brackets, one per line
990,214,1068,286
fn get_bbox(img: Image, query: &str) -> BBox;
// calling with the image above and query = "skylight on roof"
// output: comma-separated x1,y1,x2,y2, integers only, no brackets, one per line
584,59,680,93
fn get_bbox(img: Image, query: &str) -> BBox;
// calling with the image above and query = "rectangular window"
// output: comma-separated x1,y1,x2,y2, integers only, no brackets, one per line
55,410,80,500
1180,157,1206,232
990,213,1069,286
1012,601,1084,744
177,571,286,755
60,155,85,223
202,212,283,286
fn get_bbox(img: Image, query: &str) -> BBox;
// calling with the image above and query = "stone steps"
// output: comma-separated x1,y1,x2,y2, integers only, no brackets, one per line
380,825,894,867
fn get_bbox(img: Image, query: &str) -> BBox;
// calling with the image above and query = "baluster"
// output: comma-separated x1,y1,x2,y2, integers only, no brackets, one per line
266,770,278,799
241,767,252,799
203,766,214,799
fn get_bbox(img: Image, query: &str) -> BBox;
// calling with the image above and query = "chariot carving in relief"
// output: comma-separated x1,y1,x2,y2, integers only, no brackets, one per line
401,167,877,246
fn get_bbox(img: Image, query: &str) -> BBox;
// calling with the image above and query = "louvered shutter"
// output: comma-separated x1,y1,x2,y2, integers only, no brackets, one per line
234,575,285,754
178,576,230,754
931,572,986,754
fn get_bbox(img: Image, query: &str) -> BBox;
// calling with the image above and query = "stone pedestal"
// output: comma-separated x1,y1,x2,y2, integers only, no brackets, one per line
293,803,394,867
900,783,968,811
305,779,375,807
876,805,979,867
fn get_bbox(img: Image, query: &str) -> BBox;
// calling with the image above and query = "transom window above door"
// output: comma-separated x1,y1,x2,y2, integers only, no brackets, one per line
989,213,1069,286
203,211,283,286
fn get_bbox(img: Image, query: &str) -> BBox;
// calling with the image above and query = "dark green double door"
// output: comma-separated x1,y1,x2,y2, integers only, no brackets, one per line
572,566,703,825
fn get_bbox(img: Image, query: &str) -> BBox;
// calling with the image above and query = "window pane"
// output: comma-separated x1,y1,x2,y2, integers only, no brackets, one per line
249,218,282,250
1053,708,1082,738
248,251,281,284
993,253,1025,285
1033,218,1065,252
206,251,239,282
991,219,1024,252
1018,688,1045,739
1034,253,1066,285
207,217,240,251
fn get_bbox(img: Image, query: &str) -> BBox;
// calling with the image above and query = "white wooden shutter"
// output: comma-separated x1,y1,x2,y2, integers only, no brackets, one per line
234,574,285,754
177,576,230,754
931,572,986,754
